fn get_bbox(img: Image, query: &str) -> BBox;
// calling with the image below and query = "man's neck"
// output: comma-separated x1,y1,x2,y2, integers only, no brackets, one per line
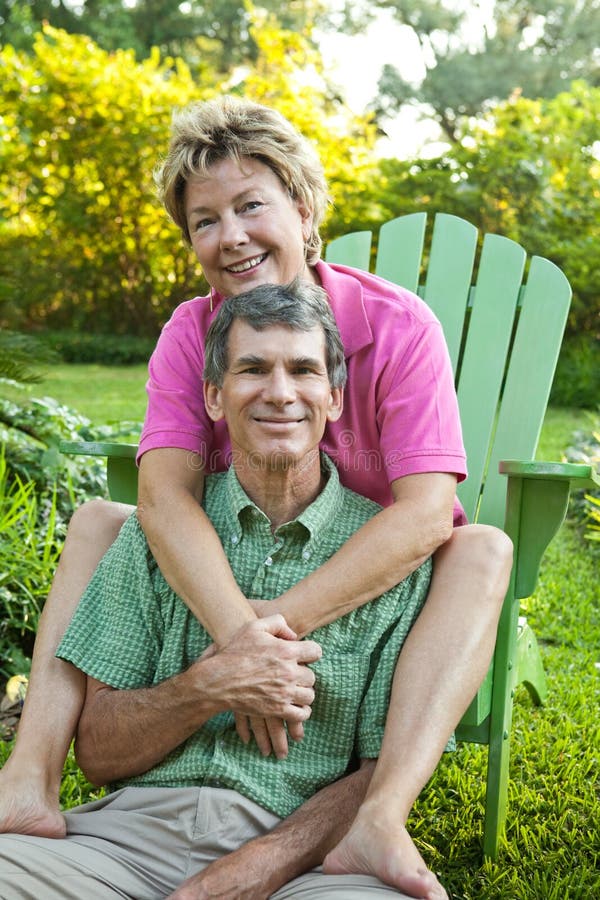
234,449,324,530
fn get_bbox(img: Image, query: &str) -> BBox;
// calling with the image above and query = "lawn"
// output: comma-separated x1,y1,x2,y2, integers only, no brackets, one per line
1,364,598,899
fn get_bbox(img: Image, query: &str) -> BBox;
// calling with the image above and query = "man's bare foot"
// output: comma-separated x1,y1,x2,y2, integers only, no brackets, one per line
323,816,448,900
0,774,66,838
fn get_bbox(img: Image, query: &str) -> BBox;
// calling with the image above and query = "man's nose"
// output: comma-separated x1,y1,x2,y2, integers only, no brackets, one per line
264,369,296,405
219,214,248,250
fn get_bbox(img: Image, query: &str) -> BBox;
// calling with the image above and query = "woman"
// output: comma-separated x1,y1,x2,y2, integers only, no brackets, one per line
0,96,512,898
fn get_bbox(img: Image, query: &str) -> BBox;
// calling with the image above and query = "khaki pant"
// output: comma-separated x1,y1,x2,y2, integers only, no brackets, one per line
0,786,411,899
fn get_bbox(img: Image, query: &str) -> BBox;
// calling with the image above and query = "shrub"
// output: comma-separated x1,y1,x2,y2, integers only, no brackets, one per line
565,422,600,551
40,331,157,365
550,337,600,409
0,454,62,679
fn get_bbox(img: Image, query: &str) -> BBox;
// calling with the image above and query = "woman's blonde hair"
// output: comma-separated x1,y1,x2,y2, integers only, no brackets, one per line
155,95,330,265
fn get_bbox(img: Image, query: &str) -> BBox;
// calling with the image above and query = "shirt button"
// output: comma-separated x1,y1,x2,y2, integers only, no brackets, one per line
230,534,239,545
302,549,311,560
265,557,273,566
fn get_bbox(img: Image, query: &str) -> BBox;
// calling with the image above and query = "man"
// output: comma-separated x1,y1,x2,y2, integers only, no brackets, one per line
0,281,442,899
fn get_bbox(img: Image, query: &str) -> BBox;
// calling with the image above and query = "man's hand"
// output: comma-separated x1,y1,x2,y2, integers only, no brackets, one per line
197,614,320,724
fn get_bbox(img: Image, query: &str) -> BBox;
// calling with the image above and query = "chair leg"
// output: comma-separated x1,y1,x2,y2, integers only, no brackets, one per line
515,616,548,706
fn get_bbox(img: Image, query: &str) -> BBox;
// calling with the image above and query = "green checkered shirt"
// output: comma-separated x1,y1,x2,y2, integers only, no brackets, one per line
58,455,432,818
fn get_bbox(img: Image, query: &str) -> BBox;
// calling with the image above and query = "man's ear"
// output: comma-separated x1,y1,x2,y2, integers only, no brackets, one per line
327,386,344,422
203,381,225,422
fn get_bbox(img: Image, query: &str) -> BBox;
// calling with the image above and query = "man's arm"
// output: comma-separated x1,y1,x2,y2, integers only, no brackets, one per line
74,616,320,786
167,760,377,900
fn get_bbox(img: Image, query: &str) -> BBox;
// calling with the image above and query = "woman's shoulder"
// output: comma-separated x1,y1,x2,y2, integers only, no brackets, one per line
316,260,438,326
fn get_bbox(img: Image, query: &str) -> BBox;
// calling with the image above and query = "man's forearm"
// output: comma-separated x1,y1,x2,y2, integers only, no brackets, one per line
75,617,320,786
75,665,219,786
168,761,376,900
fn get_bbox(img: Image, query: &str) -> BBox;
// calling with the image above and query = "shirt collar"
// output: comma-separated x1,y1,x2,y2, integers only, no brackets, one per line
314,260,373,357
222,453,344,544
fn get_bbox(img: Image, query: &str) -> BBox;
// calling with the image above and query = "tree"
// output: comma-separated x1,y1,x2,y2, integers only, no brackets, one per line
370,81,600,343
0,20,377,336
368,0,600,142
0,0,334,70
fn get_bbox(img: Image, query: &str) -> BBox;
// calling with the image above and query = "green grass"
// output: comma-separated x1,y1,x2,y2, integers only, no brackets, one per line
1,366,598,898
2,362,149,425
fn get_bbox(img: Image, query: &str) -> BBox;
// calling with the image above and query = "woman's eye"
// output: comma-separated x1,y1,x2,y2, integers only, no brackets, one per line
241,200,262,213
194,218,213,231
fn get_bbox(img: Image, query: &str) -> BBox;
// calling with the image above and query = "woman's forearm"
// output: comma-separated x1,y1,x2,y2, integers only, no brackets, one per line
271,472,456,638
137,450,257,647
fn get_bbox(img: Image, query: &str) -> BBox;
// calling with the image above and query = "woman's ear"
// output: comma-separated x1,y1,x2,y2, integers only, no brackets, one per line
297,200,314,243
203,381,225,422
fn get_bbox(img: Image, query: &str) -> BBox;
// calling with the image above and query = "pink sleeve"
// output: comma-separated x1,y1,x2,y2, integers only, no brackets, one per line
137,302,214,463
376,319,467,485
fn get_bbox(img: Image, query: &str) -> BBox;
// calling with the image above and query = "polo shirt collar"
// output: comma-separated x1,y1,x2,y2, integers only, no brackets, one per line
207,263,373,358
315,260,373,357
222,453,344,543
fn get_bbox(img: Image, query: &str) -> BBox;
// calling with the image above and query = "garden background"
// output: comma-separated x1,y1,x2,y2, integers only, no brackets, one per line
0,2,599,898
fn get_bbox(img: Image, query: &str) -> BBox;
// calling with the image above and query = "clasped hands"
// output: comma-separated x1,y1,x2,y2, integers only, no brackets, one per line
202,607,321,759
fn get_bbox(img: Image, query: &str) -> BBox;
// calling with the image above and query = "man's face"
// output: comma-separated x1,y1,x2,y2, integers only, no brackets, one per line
204,320,343,470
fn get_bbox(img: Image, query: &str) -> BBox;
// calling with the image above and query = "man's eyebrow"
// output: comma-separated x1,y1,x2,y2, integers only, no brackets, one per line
231,355,325,369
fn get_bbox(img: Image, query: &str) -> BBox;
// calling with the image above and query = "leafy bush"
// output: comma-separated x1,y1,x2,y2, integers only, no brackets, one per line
40,331,157,365
565,422,600,550
0,454,62,679
550,337,599,409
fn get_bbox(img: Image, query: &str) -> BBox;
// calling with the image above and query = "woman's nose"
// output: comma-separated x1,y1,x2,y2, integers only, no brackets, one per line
219,214,249,251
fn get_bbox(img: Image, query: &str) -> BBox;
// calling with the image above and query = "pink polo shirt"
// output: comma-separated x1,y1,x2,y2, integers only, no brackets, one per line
139,261,468,524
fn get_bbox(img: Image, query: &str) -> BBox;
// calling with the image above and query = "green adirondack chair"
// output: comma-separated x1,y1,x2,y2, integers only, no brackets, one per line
60,212,599,860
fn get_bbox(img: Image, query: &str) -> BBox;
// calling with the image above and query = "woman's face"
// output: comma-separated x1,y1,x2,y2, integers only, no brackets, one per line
184,157,316,298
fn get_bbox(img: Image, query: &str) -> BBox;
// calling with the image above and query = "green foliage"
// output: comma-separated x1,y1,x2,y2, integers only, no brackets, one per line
371,82,600,356
0,25,208,336
0,452,62,679
550,337,599,409
565,422,600,549
40,331,156,365
372,0,600,142
0,329,58,384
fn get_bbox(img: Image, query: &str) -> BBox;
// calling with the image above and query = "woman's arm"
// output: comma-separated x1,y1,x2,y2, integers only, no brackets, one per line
137,448,455,642
272,471,456,637
137,448,257,647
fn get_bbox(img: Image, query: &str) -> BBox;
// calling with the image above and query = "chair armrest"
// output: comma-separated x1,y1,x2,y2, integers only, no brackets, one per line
499,459,599,488
499,459,599,599
59,440,139,505
59,440,139,460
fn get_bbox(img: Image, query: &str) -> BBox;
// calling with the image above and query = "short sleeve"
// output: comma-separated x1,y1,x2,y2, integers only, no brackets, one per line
137,299,215,463
377,318,467,485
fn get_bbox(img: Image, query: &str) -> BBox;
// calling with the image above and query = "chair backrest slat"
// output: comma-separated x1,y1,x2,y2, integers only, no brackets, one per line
477,256,572,526
374,212,427,293
325,230,372,270
455,234,526,521
421,213,478,371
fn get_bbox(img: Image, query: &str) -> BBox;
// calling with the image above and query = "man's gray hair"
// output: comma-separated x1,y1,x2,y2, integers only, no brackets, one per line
203,281,347,389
